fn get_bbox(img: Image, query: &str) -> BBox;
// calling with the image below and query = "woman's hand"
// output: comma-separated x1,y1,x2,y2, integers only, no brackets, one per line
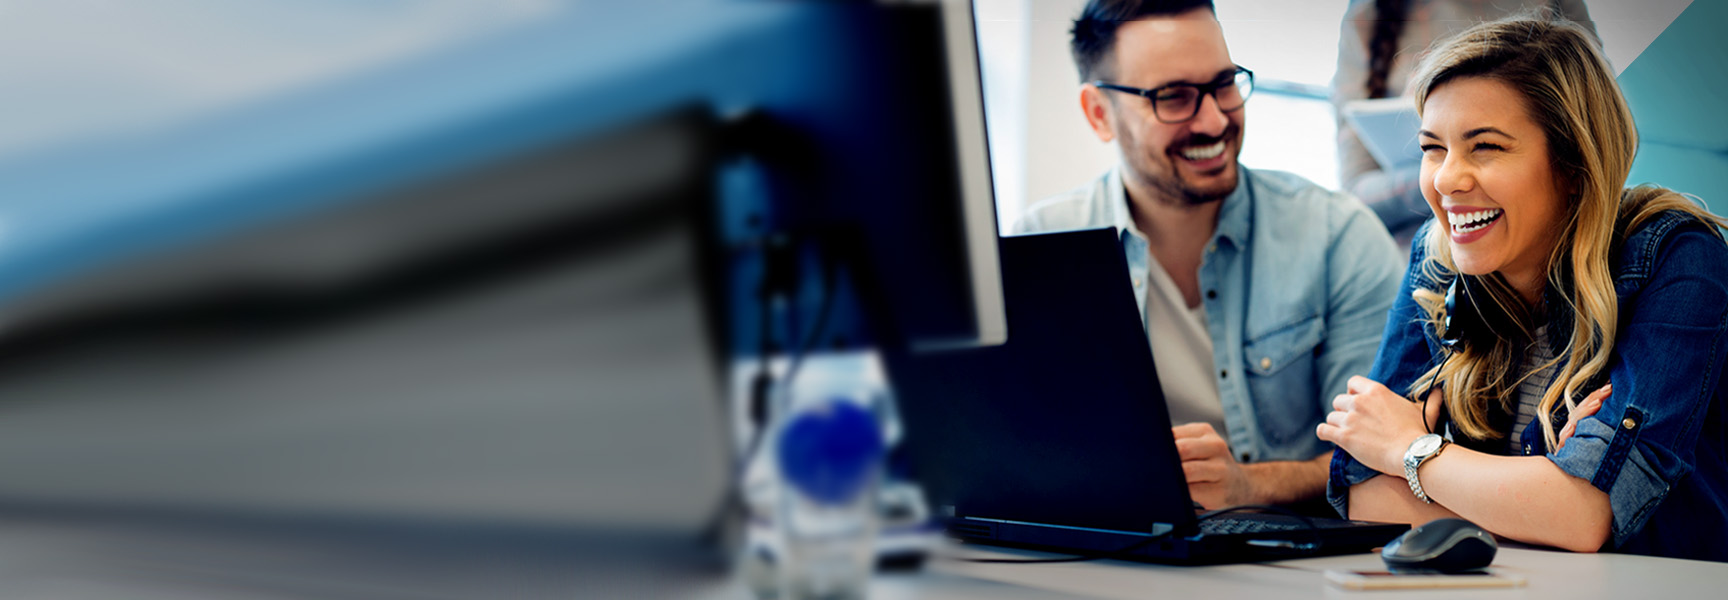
1316,375,1434,476
1556,383,1610,452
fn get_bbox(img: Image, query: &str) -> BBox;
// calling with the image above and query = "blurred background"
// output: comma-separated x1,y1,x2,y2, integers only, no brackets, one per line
0,0,1720,597
975,0,1702,229
0,1,733,597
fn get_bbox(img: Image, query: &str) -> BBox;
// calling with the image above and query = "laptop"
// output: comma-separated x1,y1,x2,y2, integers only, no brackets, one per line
885,228,1408,564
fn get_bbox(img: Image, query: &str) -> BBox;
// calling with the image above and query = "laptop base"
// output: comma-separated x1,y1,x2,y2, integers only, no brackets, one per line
947,515,1408,565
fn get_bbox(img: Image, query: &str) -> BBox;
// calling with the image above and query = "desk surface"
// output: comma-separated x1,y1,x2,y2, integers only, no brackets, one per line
12,507,1708,599
694,543,1728,600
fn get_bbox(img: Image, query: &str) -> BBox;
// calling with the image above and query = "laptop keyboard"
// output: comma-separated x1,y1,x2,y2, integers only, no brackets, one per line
1199,518,1305,536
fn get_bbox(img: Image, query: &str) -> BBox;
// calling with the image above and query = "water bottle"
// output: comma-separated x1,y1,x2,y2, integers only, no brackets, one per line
772,390,886,600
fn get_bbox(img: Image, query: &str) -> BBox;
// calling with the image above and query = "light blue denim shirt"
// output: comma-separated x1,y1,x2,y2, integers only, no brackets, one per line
1013,165,1403,462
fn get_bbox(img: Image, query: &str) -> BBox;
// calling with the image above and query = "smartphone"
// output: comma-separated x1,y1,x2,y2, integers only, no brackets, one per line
1323,569,1526,590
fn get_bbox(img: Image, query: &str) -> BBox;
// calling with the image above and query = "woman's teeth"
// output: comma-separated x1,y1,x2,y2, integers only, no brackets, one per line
1180,141,1225,160
1448,208,1504,233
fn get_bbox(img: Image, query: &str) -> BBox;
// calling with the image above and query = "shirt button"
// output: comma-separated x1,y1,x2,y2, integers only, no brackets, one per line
1134,278,1143,288
1206,290,1218,300
1524,444,1532,455
1239,453,1250,462
1220,370,1228,379
1207,243,1217,253
1259,357,1272,370
1622,417,1638,430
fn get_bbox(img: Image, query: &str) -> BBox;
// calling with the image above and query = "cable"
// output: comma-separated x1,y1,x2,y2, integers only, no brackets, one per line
778,248,840,404
952,505,1324,564
1419,348,1464,434
735,241,839,473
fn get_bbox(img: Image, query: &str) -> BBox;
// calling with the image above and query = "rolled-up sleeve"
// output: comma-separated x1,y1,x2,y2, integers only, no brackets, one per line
1328,449,1387,518
1546,229,1728,547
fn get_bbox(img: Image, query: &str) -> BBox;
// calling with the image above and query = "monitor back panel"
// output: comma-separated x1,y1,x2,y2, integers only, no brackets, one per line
888,228,1194,534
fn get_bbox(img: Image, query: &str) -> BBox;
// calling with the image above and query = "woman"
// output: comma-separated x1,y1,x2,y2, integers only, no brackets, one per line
1330,0,1594,244
1317,16,1728,562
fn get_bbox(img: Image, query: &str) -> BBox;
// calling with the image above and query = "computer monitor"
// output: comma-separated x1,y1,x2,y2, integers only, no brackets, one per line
0,0,1003,523
712,0,1007,355
937,0,1009,349
0,2,1005,593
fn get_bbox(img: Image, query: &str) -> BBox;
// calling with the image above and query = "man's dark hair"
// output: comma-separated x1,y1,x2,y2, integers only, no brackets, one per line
1070,0,1216,83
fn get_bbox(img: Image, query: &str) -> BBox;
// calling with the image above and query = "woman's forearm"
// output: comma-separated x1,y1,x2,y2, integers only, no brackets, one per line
1358,447,1612,552
1323,377,1615,551
1348,474,1462,524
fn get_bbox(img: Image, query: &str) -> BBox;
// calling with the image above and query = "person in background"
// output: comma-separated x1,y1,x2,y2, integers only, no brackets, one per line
1332,0,1594,245
1014,0,1401,511
1319,16,1728,561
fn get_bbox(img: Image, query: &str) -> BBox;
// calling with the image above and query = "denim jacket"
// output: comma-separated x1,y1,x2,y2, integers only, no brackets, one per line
1013,165,1403,462
1328,212,1728,562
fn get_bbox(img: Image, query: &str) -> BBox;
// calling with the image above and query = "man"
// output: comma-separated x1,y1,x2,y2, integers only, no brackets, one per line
1013,0,1401,510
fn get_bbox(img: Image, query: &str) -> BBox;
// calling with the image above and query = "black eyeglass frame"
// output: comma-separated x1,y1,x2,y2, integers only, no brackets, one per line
1090,66,1255,124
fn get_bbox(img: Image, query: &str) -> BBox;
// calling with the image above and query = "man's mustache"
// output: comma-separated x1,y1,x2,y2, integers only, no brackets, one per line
1171,128,1238,151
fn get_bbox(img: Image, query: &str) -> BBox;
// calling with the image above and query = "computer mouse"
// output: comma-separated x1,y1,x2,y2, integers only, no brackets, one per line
1380,518,1497,573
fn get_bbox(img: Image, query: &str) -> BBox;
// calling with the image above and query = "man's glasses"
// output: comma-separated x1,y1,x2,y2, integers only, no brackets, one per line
1091,67,1254,124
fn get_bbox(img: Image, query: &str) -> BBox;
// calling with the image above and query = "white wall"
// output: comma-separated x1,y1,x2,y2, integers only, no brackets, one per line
975,0,1035,232
978,0,1118,231
1588,0,1692,75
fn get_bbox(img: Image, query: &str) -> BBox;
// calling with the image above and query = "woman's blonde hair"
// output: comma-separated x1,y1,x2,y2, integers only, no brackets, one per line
1406,16,1726,447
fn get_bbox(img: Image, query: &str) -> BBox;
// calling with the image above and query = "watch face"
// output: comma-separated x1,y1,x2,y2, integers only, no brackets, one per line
1412,435,1443,455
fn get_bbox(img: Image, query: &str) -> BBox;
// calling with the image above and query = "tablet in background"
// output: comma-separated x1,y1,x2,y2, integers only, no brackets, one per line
1342,97,1423,172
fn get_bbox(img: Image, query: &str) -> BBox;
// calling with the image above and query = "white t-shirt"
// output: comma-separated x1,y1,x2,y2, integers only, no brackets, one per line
1140,251,1228,438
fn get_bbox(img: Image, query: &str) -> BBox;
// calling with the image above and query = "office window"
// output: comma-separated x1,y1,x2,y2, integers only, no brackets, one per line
1215,0,1350,191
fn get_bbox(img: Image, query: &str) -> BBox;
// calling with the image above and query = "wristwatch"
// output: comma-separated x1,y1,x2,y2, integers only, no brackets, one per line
1403,433,1449,504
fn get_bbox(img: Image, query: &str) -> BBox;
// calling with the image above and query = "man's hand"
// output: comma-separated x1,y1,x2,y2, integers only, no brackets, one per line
1173,422,1251,510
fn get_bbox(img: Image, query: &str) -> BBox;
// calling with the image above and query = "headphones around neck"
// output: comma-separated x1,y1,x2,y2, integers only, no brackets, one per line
1440,275,1478,350
1439,272,1526,351
1423,275,1480,433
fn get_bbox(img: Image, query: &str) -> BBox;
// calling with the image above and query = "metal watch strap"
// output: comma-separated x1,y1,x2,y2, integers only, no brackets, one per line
1405,457,1432,503
1403,434,1446,504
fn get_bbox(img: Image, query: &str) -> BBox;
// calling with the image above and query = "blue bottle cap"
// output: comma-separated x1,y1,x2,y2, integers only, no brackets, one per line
776,398,886,505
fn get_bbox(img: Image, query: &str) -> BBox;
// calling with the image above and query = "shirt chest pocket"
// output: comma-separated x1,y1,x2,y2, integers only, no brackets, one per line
1241,315,1325,449
1245,315,1324,377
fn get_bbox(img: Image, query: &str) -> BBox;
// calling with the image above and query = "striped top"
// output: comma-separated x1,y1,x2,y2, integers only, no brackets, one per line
1509,324,1560,453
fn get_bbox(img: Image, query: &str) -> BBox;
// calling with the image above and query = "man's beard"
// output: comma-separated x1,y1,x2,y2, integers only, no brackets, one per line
1128,127,1240,207
1154,169,1233,206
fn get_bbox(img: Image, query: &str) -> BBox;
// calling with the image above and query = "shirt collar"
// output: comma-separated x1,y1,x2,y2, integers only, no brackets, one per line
1103,166,1137,237
1214,166,1251,250
1106,164,1253,249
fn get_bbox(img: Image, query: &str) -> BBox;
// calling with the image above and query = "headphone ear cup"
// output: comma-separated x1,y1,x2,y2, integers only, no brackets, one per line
1441,278,1467,348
